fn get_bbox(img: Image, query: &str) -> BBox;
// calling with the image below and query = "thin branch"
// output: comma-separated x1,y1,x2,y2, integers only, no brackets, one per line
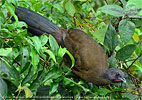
13,59,21,66
15,90,21,100
123,61,142,99
39,55,50,70
80,14,96,32
128,54,142,70
90,17,110,28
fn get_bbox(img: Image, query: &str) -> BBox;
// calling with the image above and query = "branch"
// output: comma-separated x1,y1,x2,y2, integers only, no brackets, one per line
123,61,142,99
128,54,142,70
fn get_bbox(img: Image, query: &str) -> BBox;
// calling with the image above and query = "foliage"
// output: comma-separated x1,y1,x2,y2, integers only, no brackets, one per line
0,0,142,99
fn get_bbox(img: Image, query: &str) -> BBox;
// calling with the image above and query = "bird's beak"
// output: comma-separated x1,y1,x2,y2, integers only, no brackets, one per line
118,77,126,83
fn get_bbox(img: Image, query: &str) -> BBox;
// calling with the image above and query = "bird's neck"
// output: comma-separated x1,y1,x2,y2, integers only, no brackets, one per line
101,68,111,84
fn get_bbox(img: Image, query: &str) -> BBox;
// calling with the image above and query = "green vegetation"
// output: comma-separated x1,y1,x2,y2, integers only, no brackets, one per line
0,0,142,99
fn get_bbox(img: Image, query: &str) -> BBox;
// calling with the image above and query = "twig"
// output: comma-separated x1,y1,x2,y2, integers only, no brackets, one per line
123,61,142,99
128,54,142,70
90,17,110,28
15,90,21,100
39,55,50,70
80,14,96,32
13,59,21,66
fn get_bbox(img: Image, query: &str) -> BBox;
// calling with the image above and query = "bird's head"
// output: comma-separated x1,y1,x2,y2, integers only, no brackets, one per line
104,68,126,84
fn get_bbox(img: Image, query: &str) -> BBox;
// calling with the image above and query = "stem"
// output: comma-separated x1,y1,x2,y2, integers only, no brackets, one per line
128,54,142,70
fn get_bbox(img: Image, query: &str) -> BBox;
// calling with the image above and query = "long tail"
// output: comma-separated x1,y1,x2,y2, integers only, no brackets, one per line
13,6,62,43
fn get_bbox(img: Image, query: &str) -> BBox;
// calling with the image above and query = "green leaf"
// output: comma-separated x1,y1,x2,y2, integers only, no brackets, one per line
0,59,20,86
29,69,47,93
104,24,118,51
33,2,42,12
116,44,136,61
0,48,12,57
2,0,6,5
99,5,124,17
49,82,59,95
30,36,42,53
58,47,75,67
53,3,64,13
93,23,107,43
40,35,48,46
8,48,19,59
133,64,142,72
72,86,82,99
139,57,142,65
49,35,59,53
20,47,30,69
45,67,62,81
7,24,14,31
124,93,138,100
64,78,89,94
118,19,135,42
97,88,111,96
57,47,67,63
120,0,127,6
16,21,28,28
9,0,18,6
65,1,76,16
127,0,142,9
24,87,33,98
21,64,33,85
5,2,18,23
64,78,77,85
0,29,9,33
108,56,117,68
72,1,82,13
30,48,40,67
64,78,72,85
45,50,57,63
66,50,75,68
80,85,90,94
0,11,6,24
0,78,7,100
58,47,67,58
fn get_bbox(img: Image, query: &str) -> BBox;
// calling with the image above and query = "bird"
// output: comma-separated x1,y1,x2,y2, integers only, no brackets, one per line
11,6,126,85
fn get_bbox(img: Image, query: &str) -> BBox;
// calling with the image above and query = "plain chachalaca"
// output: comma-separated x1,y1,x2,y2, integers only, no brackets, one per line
12,6,126,85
